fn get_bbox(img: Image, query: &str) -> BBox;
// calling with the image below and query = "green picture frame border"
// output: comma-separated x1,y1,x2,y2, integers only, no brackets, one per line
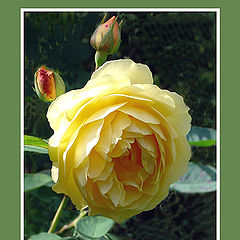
1,0,232,239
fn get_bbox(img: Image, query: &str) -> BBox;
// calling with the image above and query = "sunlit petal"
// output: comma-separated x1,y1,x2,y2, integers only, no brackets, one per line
73,119,104,168
119,105,160,124
90,59,153,85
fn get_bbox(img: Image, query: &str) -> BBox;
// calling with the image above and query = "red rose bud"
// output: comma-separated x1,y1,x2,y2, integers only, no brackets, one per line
34,66,65,102
90,15,122,55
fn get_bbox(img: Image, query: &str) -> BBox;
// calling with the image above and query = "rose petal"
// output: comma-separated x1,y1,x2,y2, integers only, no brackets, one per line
153,133,166,158
102,93,153,104
73,119,104,168
53,166,87,211
96,174,113,195
47,89,84,131
60,96,98,143
121,130,144,138
162,133,191,184
83,102,127,126
74,158,89,187
51,162,59,183
149,123,167,141
88,150,106,179
127,193,153,210
138,168,150,189
166,91,192,135
90,59,153,86
126,117,153,135
111,112,131,145
121,185,143,206
94,111,119,159
109,138,133,158
107,176,125,207
94,162,114,181
86,179,115,210
132,84,175,116
149,106,178,139
142,182,159,195
86,72,131,91
141,148,155,175
137,135,158,158
118,105,160,124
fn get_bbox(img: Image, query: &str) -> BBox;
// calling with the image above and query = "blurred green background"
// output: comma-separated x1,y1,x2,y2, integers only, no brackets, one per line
24,12,216,240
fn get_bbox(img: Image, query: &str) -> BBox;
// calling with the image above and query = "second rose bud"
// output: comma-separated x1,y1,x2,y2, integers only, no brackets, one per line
34,66,65,102
90,15,122,69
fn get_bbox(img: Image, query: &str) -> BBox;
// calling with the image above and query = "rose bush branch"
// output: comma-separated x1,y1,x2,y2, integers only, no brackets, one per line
48,195,69,233
56,208,88,234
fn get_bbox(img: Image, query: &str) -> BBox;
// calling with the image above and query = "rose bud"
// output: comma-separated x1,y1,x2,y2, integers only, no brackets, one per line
90,15,123,69
34,66,65,102
90,15,121,54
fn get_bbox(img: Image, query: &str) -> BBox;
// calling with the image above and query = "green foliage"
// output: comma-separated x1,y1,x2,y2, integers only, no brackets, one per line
187,126,216,147
29,232,62,240
24,135,49,154
170,162,216,193
24,173,52,192
75,216,114,240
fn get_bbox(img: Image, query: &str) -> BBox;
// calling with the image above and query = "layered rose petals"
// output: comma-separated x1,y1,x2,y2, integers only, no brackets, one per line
47,59,191,222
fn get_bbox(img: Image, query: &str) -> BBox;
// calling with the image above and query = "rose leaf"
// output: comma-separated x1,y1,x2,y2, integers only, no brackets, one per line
170,162,216,193
28,232,62,240
24,173,52,192
187,126,216,147
76,216,114,239
24,135,49,154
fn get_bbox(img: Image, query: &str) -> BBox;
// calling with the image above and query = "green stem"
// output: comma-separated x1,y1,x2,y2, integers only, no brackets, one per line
48,195,69,233
56,208,88,234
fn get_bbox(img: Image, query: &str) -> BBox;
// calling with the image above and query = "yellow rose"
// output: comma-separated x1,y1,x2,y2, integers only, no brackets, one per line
47,59,191,223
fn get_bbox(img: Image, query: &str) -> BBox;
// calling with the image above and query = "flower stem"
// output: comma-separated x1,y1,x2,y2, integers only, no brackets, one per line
56,208,88,234
48,195,69,233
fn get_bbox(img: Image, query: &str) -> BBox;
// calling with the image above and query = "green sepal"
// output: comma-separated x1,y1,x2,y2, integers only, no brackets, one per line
53,71,65,98
110,38,121,55
100,13,108,25
95,51,108,69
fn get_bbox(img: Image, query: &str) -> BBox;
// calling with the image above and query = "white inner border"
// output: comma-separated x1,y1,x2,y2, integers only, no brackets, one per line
21,8,220,240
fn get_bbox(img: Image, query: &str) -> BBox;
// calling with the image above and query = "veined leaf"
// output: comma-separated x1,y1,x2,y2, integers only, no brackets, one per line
24,135,49,154
24,173,52,192
187,126,216,147
170,162,216,193
29,232,62,240
76,216,114,239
